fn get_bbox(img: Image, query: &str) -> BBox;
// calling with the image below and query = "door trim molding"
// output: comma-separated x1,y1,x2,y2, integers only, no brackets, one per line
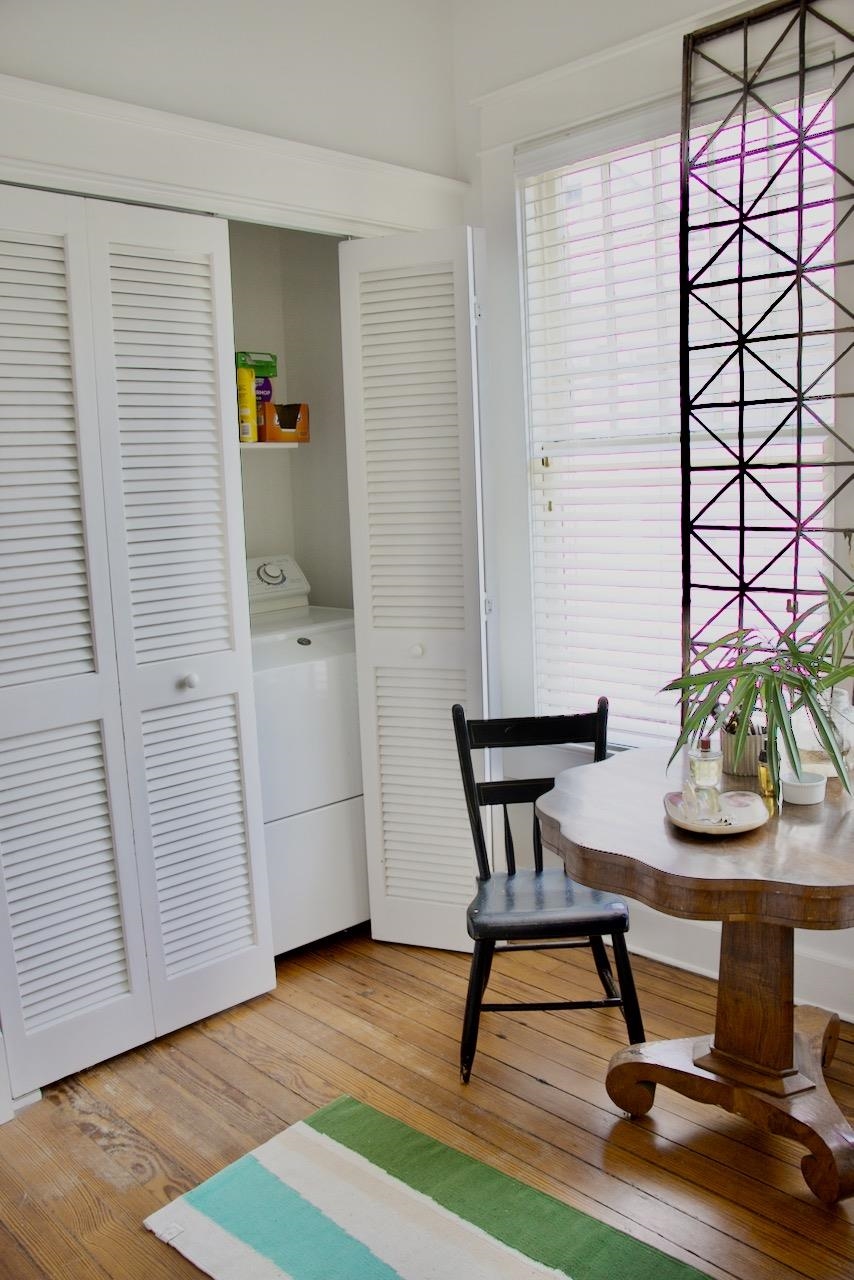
0,72,468,236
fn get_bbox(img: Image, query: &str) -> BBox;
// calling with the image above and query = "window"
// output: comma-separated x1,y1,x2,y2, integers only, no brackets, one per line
521,127,683,741
520,97,835,742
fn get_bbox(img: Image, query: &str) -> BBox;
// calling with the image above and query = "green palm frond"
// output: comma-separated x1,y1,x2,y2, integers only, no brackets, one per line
664,582,854,797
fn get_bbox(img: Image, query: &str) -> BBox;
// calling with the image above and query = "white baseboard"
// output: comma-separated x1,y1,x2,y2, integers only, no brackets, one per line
0,1035,13,1124
626,901,854,1023
0,1033,42,1125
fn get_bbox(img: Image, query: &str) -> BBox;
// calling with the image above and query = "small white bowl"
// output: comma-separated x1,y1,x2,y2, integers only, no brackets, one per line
781,772,827,805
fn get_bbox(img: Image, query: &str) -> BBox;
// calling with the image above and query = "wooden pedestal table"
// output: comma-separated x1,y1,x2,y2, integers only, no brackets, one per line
536,746,854,1203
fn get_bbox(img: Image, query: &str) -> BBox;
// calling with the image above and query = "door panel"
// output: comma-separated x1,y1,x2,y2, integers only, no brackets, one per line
340,228,487,950
86,201,273,1033
0,713,153,1093
0,187,154,1095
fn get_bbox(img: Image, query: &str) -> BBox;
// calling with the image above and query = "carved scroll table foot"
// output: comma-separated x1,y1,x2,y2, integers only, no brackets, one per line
606,1007,854,1203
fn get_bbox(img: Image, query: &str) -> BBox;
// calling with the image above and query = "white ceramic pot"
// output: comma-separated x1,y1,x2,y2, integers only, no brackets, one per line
781,772,827,805
721,731,764,776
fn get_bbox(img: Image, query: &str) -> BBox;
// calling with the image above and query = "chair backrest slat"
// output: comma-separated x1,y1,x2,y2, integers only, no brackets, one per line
452,698,608,881
503,805,515,875
533,808,543,872
465,711,606,754
476,778,555,807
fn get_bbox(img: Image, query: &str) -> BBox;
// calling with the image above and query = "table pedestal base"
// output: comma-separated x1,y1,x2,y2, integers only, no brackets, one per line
606,1006,854,1203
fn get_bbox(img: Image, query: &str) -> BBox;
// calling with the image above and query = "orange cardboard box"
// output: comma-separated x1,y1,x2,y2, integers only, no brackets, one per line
274,403,310,443
255,402,281,440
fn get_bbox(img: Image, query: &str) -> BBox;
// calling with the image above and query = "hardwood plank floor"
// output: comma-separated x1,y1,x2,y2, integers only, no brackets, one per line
0,928,852,1279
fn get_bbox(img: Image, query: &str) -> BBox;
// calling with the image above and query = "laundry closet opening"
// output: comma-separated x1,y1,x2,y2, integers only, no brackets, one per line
228,220,369,954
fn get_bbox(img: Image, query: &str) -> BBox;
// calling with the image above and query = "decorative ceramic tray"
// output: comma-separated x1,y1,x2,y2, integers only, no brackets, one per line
664,790,770,836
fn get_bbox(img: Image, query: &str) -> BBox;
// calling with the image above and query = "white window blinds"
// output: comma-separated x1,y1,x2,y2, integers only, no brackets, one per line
520,100,833,742
522,130,683,741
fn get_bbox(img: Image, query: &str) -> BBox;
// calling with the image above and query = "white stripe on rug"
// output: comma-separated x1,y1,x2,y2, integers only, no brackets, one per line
252,1122,570,1280
146,1121,573,1280
146,1197,292,1279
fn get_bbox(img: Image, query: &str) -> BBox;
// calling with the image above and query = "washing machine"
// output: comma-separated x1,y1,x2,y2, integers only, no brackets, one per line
248,553,369,953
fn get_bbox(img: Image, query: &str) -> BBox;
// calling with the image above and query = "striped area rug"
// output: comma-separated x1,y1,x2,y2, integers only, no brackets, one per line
145,1096,711,1280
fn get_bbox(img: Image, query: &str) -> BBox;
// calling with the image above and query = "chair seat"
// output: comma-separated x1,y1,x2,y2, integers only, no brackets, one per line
466,867,630,941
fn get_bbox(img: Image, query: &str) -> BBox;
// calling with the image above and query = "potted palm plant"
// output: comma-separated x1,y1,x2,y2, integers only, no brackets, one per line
664,578,854,799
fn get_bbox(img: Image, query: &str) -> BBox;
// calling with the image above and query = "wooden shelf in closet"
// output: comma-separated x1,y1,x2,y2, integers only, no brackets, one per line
239,442,298,451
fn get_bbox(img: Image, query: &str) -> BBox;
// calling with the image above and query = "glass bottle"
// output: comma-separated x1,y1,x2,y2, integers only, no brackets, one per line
757,746,774,799
791,688,852,778
688,736,723,789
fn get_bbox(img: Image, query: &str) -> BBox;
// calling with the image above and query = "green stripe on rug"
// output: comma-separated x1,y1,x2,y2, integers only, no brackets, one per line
306,1097,710,1280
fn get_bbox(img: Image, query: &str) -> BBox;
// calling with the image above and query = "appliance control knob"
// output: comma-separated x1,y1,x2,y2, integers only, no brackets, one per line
409,644,425,658
179,672,200,690
257,562,286,585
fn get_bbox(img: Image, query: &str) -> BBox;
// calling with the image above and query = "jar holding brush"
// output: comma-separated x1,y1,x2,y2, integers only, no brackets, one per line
721,713,765,777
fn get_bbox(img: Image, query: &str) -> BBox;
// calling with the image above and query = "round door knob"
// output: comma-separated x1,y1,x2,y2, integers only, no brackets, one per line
409,644,425,658
179,672,200,689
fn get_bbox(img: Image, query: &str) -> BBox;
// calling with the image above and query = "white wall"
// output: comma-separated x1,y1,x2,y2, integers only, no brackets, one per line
450,0,718,177
0,0,459,180
454,0,710,100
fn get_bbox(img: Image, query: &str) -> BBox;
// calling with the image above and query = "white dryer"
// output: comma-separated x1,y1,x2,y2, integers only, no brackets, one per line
248,554,369,953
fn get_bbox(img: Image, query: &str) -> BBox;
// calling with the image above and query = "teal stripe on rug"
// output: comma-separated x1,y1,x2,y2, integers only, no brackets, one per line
185,1151,403,1280
306,1097,710,1280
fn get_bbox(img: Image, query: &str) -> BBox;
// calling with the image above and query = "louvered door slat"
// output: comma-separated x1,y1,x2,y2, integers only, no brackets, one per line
16,925,124,976
1,758,108,806
359,263,464,632
141,694,253,978
153,822,246,864
21,951,128,1003
151,807,244,846
340,228,487,951
0,228,95,689
0,342,70,360
5,841,114,888
0,722,130,1032
150,797,242,838
378,670,473,901
23,969,130,1026
104,243,231,663
3,839,113,890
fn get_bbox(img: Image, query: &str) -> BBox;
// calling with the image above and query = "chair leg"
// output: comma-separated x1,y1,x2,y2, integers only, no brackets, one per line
611,931,645,1044
460,939,494,1084
589,934,619,1000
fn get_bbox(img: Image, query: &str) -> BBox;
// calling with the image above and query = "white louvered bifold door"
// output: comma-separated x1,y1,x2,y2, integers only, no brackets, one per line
0,187,154,1095
339,228,487,951
85,202,273,1034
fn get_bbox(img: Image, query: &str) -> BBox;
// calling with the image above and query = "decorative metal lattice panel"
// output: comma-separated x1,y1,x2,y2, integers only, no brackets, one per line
681,0,854,666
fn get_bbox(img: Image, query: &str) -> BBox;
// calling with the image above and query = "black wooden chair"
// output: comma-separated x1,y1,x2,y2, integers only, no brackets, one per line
451,699,645,1083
